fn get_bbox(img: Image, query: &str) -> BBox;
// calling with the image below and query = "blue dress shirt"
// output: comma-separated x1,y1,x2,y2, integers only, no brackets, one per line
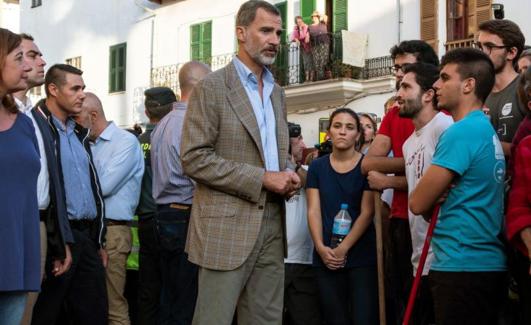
151,102,195,205
91,122,144,221
53,117,97,220
233,56,280,171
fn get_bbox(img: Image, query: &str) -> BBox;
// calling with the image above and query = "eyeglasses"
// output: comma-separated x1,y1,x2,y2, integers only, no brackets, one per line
390,63,413,75
472,41,510,54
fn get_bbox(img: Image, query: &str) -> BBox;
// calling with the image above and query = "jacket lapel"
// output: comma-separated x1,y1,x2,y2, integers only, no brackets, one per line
272,85,288,171
225,61,266,166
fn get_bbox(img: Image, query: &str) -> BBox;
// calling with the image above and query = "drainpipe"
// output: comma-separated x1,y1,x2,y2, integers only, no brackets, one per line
134,0,156,86
396,0,401,43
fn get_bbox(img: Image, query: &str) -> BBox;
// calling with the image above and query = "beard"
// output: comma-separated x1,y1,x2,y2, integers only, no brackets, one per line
493,53,508,74
243,41,278,66
398,95,423,118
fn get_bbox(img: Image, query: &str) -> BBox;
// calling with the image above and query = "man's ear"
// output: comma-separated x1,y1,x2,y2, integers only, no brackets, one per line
462,77,476,95
48,83,59,97
89,110,98,123
423,88,435,104
506,46,518,62
236,26,246,43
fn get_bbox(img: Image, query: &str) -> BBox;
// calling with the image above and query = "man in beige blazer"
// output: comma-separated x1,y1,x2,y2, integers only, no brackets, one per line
180,1,300,324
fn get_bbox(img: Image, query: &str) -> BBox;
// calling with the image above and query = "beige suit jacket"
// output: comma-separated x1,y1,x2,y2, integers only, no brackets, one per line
181,60,289,271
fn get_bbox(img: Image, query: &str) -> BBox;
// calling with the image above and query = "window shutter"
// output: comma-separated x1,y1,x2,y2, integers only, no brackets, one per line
333,0,348,32
467,0,492,37
420,0,438,53
201,21,212,64
190,24,201,61
109,47,117,91
117,45,126,91
301,0,316,25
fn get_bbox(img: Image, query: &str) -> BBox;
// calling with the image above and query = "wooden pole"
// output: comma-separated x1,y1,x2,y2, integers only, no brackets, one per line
374,192,386,325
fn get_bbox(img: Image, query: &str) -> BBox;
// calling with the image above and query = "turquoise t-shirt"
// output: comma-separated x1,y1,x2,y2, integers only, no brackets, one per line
430,110,507,272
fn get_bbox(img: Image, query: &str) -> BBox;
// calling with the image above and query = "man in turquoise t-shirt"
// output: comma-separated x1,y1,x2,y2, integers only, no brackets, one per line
410,48,507,325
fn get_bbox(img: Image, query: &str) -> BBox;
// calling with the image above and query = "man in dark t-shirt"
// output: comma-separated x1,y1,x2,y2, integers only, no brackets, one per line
478,19,526,157
136,87,174,325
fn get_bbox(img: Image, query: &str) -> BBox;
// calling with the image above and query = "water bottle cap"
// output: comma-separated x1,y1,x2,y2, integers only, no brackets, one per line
340,203,348,210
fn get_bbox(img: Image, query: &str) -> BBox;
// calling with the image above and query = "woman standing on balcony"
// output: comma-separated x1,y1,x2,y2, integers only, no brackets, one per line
309,11,330,81
290,16,314,82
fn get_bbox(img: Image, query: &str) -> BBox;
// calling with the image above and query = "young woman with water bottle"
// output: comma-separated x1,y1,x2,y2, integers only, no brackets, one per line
306,108,378,325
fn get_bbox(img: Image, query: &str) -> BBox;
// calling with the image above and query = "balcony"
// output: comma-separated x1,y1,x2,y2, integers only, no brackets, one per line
151,32,394,111
445,37,474,51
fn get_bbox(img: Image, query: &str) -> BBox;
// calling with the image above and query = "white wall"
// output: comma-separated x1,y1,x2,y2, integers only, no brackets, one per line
0,0,19,32
20,0,149,127
498,0,531,37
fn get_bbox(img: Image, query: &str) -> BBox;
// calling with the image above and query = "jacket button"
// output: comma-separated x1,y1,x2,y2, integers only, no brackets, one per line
258,205,264,210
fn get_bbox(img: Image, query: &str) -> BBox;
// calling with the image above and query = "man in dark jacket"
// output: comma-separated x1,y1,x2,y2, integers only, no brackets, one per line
32,64,108,325
136,87,174,325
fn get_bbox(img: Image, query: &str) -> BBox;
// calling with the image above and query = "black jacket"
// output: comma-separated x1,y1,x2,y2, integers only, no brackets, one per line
30,105,73,259
34,100,106,248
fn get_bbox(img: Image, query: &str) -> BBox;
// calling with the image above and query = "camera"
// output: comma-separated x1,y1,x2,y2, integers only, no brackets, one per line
288,122,301,138
316,139,333,157
492,3,504,20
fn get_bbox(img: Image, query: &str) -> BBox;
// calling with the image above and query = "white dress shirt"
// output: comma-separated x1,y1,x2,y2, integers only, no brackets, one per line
15,96,50,210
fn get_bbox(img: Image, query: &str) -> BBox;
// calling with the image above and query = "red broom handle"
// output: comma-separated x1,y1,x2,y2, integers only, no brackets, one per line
402,205,440,325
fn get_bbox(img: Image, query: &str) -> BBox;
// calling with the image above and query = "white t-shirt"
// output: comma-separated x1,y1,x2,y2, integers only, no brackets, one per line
285,168,314,264
403,112,453,275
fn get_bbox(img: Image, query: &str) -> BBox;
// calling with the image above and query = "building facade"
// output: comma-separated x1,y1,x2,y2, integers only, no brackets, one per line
19,0,530,144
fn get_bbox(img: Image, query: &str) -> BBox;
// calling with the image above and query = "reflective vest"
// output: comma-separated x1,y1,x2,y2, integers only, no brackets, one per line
126,215,139,271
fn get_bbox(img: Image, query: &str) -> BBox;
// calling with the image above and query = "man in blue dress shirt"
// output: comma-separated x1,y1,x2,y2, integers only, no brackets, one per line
150,61,210,325
75,92,144,325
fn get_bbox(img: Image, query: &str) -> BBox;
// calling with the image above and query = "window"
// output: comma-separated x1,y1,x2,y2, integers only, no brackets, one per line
109,43,126,93
190,21,212,64
31,0,42,8
66,56,82,70
446,0,492,42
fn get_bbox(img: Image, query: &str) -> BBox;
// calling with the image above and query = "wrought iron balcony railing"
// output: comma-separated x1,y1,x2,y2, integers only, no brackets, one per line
150,32,393,92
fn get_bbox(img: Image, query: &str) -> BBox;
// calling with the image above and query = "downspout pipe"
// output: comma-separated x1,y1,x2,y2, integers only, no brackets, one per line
134,0,157,86
397,0,401,43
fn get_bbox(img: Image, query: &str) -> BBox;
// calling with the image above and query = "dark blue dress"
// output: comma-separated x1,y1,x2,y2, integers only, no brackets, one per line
0,112,41,291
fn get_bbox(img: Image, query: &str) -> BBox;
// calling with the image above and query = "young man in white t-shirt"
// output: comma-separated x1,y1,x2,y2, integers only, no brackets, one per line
396,62,453,325
283,125,321,325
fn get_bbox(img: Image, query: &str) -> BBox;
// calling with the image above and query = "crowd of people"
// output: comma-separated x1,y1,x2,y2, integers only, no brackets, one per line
0,1,530,325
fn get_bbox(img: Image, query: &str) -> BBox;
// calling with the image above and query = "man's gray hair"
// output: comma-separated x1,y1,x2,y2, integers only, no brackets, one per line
236,0,280,27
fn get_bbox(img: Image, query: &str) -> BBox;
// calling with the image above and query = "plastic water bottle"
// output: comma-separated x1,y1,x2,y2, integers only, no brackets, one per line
330,203,352,248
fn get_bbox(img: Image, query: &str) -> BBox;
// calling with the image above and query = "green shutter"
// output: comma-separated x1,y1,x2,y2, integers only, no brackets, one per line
109,48,116,91
275,2,287,44
300,0,316,25
190,24,201,61
109,43,126,93
190,21,212,64
333,0,348,32
201,21,212,64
